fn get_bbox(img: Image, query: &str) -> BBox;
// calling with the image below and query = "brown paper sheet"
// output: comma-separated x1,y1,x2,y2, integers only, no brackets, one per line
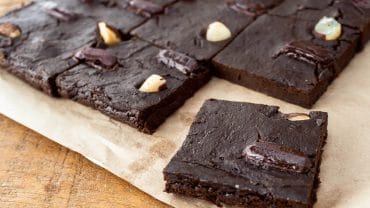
1,43,370,207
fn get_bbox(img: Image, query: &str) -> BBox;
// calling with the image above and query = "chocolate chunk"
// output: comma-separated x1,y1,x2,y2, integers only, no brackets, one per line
74,47,117,69
43,3,78,22
277,40,334,68
128,0,163,18
225,0,267,16
243,140,311,173
157,49,201,76
352,0,370,9
0,35,12,48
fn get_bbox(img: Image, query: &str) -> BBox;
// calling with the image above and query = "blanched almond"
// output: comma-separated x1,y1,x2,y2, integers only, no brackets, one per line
98,22,121,46
206,21,231,42
286,113,311,121
314,16,342,41
139,74,167,93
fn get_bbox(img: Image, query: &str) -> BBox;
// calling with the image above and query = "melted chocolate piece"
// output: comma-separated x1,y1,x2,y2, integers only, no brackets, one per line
128,0,163,18
225,0,267,16
0,35,12,48
74,47,117,69
278,40,334,67
243,140,311,173
352,0,370,9
157,50,201,76
43,4,78,21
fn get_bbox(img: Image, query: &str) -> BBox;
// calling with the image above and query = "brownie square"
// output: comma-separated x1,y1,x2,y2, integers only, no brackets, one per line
56,39,210,133
164,99,328,207
0,0,146,95
132,0,283,61
212,15,360,108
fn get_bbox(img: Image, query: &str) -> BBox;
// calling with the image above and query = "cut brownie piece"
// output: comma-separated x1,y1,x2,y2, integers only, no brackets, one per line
132,0,283,61
56,39,210,133
164,99,328,207
0,0,146,95
212,15,360,108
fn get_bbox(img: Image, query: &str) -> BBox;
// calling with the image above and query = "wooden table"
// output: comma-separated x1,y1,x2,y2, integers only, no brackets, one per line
0,1,169,207
0,115,169,208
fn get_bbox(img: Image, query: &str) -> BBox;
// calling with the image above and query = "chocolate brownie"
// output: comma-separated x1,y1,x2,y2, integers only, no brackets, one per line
212,15,360,108
56,39,210,133
132,0,283,61
164,99,328,207
0,0,146,95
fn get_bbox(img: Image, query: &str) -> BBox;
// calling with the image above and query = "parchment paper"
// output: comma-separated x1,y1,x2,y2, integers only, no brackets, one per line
1,41,370,207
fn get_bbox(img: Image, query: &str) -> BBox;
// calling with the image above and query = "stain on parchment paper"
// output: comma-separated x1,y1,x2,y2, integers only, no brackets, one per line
149,139,177,159
128,138,176,175
178,112,196,126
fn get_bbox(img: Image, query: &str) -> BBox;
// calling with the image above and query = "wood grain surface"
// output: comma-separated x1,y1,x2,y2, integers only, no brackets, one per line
0,1,169,207
0,113,169,208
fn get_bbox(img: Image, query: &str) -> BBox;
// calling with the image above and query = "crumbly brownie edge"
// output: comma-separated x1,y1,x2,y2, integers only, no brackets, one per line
164,162,310,208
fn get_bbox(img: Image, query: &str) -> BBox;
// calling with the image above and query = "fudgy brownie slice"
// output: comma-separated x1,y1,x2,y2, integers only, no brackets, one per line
0,0,146,95
212,15,360,108
132,0,283,61
56,39,210,133
164,99,328,207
